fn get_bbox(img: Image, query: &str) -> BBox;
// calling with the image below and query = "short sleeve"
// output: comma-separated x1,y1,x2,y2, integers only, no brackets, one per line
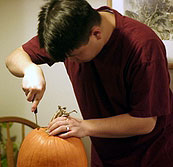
22,36,55,66
127,39,173,117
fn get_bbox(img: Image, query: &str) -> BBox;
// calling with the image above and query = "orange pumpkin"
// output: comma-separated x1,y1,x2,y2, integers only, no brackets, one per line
17,128,88,167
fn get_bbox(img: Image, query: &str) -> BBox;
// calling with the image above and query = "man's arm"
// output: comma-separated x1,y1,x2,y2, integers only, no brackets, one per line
5,47,46,112
6,47,34,77
48,113,157,138
82,113,157,138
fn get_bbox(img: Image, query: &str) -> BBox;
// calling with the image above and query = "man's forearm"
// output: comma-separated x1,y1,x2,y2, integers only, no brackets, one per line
6,46,46,112
5,47,35,77
83,113,157,138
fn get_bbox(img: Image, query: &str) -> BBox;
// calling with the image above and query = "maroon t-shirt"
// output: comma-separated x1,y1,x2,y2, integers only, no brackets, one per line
22,7,173,167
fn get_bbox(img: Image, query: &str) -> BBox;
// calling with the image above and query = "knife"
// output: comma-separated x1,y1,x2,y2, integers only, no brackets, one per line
34,107,38,126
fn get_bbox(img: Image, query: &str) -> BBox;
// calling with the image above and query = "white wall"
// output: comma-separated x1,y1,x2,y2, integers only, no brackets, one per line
0,0,107,165
0,0,45,119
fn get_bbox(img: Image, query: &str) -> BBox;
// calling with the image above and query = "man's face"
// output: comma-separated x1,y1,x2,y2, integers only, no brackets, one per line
67,34,102,63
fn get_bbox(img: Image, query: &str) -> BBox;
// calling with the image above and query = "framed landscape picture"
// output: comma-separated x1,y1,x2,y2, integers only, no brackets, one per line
111,0,173,65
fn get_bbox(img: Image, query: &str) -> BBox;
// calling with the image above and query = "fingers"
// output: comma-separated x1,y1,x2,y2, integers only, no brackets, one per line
22,87,42,112
47,117,86,139
22,86,44,101
22,84,45,112
48,125,72,138
48,117,69,133
48,117,68,127
32,100,39,113
47,117,77,138
22,65,46,112
26,90,36,102
58,130,73,139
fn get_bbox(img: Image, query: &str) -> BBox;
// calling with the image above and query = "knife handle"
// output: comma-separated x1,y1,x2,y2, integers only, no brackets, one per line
34,108,38,114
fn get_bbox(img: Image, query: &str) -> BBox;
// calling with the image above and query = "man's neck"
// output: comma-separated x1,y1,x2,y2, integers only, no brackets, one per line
99,11,116,45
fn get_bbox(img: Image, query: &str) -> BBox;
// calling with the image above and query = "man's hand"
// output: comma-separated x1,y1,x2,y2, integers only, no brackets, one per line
47,116,87,139
22,64,46,112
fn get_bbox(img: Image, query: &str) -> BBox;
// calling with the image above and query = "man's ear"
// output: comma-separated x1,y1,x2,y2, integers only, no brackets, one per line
90,26,102,40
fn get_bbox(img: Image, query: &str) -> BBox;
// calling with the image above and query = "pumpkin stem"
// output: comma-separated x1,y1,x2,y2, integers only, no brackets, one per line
50,106,77,121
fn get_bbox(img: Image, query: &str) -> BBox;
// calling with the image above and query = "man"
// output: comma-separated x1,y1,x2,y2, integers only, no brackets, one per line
6,0,173,166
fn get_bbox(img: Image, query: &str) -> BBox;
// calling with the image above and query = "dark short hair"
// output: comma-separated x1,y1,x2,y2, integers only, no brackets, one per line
38,0,101,62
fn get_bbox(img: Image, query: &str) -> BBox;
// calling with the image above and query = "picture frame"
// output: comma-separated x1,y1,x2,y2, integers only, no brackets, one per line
111,0,173,68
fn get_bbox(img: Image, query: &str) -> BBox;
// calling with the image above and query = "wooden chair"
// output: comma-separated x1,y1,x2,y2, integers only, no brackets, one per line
0,116,39,167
